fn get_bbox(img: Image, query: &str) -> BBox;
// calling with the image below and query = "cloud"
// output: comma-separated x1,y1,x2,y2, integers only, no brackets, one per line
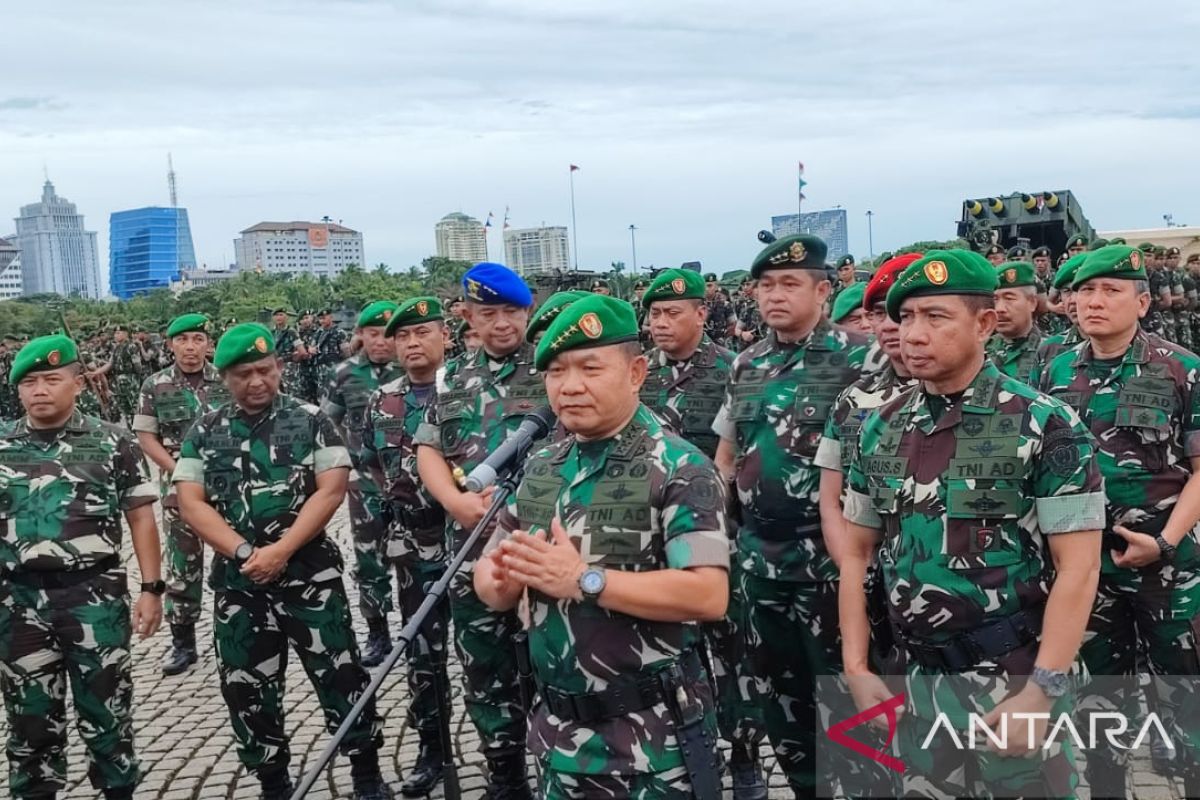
0,96,62,112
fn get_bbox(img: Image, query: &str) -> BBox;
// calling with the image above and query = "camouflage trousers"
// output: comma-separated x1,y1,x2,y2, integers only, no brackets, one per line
113,374,140,424
348,478,394,623
449,556,527,758
393,555,450,734
212,579,383,775
282,362,304,398
1078,568,1200,777
162,505,205,626
0,569,138,798
541,763,694,799
703,562,765,749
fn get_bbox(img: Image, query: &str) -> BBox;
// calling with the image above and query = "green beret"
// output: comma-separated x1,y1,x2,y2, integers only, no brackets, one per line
836,255,855,268
1137,242,1155,252
1108,237,1127,246
633,280,648,290
984,244,1005,258
534,295,639,371
1052,252,1090,290
1066,234,1089,249
525,291,589,343
214,323,276,370
1032,246,1051,258
1088,238,1110,251
385,297,444,336
166,313,210,338
704,273,719,282
9,334,79,385
1071,245,1147,289
886,250,999,322
831,283,866,322
996,261,1037,289
642,269,706,307
357,300,398,328
750,234,828,278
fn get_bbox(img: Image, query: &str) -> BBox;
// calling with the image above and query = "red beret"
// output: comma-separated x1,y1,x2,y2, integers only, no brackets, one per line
863,253,924,310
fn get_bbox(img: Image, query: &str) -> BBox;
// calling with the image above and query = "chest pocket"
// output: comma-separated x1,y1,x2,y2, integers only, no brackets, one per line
729,368,768,422
501,375,545,420
943,469,1025,570
583,460,656,569
862,454,906,535
437,389,473,452
680,370,727,436
269,417,314,466
60,446,118,517
157,389,195,424
204,384,232,410
0,476,31,520
516,459,560,534
1116,377,1176,455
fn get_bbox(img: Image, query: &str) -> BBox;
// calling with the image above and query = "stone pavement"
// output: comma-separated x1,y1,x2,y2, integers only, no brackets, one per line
0,502,1180,799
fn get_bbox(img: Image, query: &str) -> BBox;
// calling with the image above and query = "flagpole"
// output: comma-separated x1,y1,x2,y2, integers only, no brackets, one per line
569,166,579,269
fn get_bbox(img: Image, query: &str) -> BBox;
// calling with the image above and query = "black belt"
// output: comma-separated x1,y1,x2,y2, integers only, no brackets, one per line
6,555,121,590
898,607,1043,672
747,514,821,542
541,650,704,724
395,505,445,531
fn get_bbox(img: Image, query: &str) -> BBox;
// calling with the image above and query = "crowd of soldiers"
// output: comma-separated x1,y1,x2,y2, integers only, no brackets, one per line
3,229,1200,800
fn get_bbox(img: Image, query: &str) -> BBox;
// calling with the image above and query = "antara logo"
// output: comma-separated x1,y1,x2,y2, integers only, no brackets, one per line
825,693,906,773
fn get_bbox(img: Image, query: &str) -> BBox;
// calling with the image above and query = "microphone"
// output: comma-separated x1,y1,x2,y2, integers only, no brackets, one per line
464,407,556,493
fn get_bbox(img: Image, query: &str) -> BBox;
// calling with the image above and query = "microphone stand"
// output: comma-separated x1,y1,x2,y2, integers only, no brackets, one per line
290,467,526,800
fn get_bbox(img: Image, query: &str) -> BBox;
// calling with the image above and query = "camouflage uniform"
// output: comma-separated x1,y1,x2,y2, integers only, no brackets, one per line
132,363,231,627
0,347,18,419
1170,266,1188,348
640,336,766,762
734,303,766,352
362,375,449,738
985,326,1043,385
414,342,547,762
311,324,348,404
1042,331,1200,782
1182,269,1198,352
490,405,730,797
1147,266,1171,338
0,410,158,798
845,362,1106,798
711,322,871,795
108,340,144,424
294,323,320,404
704,298,733,347
173,394,383,780
1029,326,1084,389
273,325,301,396
322,354,403,626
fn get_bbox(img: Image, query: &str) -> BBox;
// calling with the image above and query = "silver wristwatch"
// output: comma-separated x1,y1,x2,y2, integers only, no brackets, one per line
1030,667,1069,698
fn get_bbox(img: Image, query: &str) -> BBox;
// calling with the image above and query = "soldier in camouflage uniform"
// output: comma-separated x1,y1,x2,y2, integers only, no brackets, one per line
829,255,857,308
416,262,542,798
841,249,1105,799
985,261,1043,384
1041,245,1200,798
1145,244,1174,339
641,269,767,799
1030,252,1089,388
733,282,766,351
712,235,873,797
0,335,21,419
132,313,231,676
363,298,452,797
291,311,319,403
108,325,144,425
174,323,390,800
1189,254,1200,348
704,274,734,346
311,308,349,403
322,302,404,667
983,242,1005,267
477,294,731,800
270,308,301,396
1167,246,1195,352
0,334,165,800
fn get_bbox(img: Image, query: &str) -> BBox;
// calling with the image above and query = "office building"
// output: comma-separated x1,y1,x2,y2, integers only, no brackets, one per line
0,237,22,300
503,226,570,275
109,206,197,299
234,221,363,277
771,208,850,263
435,212,488,262
14,180,102,298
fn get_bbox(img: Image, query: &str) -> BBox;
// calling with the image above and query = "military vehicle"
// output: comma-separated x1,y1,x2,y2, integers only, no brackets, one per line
957,190,1094,259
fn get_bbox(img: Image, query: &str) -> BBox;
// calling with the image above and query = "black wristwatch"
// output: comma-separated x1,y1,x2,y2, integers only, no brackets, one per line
1155,534,1178,563
233,542,255,566
141,580,166,596
1030,667,1069,699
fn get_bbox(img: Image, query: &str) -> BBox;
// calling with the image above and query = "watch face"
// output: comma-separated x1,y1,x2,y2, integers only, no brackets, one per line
581,569,604,594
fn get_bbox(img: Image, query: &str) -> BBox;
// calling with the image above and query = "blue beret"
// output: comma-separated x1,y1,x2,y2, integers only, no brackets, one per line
462,262,533,308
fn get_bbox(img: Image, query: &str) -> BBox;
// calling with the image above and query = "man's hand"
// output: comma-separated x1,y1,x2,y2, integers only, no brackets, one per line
449,487,496,530
479,548,515,597
241,542,290,584
845,670,904,731
133,593,163,639
499,517,586,601
980,682,1054,758
1111,524,1162,569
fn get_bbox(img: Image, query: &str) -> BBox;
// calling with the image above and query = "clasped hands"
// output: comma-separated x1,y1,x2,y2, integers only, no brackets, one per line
480,517,587,602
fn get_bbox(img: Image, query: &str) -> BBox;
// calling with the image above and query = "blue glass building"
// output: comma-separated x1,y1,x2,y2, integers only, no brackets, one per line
109,206,196,299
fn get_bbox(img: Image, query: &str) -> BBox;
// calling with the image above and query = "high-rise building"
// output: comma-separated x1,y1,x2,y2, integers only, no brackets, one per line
503,226,570,275
109,206,197,299
234,221,363,277
0,236,22,301
771,208,850,263
435,212,488,262
14,180,102,298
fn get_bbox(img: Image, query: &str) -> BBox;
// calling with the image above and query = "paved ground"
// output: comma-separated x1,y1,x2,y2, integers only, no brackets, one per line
0,502,1182,799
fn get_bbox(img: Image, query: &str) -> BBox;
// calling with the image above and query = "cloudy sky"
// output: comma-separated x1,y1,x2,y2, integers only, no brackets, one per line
4,0,1198,284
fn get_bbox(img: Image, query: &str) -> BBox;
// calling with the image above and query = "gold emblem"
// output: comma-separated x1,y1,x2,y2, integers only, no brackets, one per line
924,260,949,285
47,349,61,366
1129,251,1141,270
789,242,807,262
671,278,686,294
1004,268,1017,284
416,300,429,316
254,336,269,353
382,310,392,322
579,312,604,339
465,278,482,301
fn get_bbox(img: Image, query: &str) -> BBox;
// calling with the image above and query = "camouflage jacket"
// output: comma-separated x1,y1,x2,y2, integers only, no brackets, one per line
814,362,918,478
273,325,298,362
640,335,734,458
0,410,156,572
489,404,729,775
362,375,444,562
1041,330,1200,572
313,325,348,366
321,354,403,476
415,342,548,547
173,394,352,590
712,322,871,581
704,299,733,344
986,327,1043,385
1030,326,1084,388
110,341,144,380
844,362,1105,645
